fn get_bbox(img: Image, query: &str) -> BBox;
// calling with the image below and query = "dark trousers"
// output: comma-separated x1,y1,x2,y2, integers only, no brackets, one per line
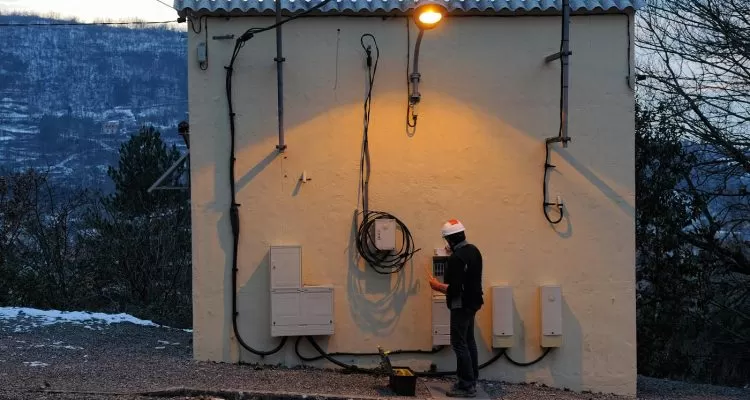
450,307,479,390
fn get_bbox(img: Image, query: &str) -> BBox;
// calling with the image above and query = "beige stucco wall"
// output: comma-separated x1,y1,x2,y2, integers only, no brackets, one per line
187,13,636,397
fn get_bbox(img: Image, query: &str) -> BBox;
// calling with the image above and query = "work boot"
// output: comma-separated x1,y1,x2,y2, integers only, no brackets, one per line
446,387,476,398
451,382,477,393
447,382,476,398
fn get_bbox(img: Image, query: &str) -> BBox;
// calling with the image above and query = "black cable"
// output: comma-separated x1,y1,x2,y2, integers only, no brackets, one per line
302,336,515,377
542,7,569,225
543,137,564,224
304,336,381,374
355,33,420,274
503,347,552,367
189,15,207,34
223,0,332,357
359,33,378,214
405,18,418,136
294,336,443,362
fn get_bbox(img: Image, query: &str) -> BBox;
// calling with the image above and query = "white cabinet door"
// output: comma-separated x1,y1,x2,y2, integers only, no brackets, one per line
271,289,302,327
301,286,333,326
432,296,450,336
269,246,302,289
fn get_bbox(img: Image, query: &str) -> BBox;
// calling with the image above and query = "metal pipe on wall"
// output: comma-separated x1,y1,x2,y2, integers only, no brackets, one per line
275,0,287,152
544,0,571,147
560,0,570,148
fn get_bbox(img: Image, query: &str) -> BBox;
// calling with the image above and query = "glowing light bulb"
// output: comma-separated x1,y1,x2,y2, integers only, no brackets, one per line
418,10,442,26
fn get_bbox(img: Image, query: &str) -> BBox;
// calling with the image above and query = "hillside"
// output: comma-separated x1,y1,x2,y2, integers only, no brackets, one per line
0,13,187,190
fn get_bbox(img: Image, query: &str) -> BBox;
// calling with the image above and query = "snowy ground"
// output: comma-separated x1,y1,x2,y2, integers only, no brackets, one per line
1,307,748,400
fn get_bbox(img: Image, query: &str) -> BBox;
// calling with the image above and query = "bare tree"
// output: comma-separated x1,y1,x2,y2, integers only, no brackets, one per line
635,0,750,384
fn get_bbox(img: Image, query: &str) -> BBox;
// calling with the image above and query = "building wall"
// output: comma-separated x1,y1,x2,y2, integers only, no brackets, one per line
187,13,637,397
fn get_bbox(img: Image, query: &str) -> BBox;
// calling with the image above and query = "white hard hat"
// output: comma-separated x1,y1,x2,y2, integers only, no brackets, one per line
441,219,465,237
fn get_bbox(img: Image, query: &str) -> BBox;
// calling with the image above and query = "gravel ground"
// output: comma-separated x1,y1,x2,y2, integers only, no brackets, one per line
0,315,748,400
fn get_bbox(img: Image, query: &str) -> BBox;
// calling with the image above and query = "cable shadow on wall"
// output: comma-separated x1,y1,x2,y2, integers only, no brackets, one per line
543,153,573,239
213,149,281,362
346,209,420,337
554,149,635,219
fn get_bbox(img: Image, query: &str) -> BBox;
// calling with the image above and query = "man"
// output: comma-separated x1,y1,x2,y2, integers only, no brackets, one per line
429,219,484,397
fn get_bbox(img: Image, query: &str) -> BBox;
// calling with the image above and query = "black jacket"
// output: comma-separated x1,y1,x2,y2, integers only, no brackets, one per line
444,242,483,311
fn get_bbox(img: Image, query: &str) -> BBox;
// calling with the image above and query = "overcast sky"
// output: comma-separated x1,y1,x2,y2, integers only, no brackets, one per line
0,0,179,22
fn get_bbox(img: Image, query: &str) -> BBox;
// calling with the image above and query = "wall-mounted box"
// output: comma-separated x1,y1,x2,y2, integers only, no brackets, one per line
540,285,563,348
491,285,514,348
270,245,302,289
373,218,396,250
271,286,334,337
432,294,450,346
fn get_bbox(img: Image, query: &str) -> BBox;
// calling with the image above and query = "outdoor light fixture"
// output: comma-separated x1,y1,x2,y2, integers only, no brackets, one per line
407,0,448,133
414,2,445,30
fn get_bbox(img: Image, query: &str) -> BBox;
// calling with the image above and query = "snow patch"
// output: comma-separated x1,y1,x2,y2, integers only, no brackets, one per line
23,361,49,367
0,307,160,327
0,306,191,332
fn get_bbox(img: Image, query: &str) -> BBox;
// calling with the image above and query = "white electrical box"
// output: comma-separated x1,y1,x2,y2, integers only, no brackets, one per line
373,218,396,251
268,245,334,337
540,285,563,348
271,286,334,337
432,294,451,346
270,245,302,289
271,288,302,327
491,285,514,348
301,286,334,327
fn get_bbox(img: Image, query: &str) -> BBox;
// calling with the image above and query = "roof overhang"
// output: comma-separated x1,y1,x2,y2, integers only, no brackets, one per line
173,0,646,18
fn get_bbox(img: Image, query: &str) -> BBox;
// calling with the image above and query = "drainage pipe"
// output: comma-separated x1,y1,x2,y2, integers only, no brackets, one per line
274,0,287,152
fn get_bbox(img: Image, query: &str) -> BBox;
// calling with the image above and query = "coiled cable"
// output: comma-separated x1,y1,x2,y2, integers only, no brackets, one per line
356,33,420,275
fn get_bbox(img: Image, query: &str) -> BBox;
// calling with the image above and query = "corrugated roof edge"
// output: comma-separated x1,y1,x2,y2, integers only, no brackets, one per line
174,0,646,17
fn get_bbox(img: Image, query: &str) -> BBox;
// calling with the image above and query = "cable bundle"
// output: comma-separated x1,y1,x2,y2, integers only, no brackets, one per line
355,34,420,275
355,210,419,274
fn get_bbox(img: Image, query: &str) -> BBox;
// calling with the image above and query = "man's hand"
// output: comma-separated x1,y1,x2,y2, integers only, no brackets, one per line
429,276,448,293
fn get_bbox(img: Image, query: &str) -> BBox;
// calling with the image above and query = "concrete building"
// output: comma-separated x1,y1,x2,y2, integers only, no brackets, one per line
175,0,643,396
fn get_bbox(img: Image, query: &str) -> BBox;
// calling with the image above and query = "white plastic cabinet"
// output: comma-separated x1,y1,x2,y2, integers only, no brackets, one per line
301,286,334,327
271,288,302,328
540,285,563,347
269,245,302,289
491,285,514,348
268,245,335,337
432,294,451,346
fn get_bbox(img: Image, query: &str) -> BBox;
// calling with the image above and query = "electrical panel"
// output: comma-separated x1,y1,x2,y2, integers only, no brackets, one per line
373,218,396,251
271,288,303,327
271,286,334,337
431,294,450,346
269,245,334,337
539,285,563,348
270,245,302,289
491,285,514,348
432,255,449,283
301,286,334,327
